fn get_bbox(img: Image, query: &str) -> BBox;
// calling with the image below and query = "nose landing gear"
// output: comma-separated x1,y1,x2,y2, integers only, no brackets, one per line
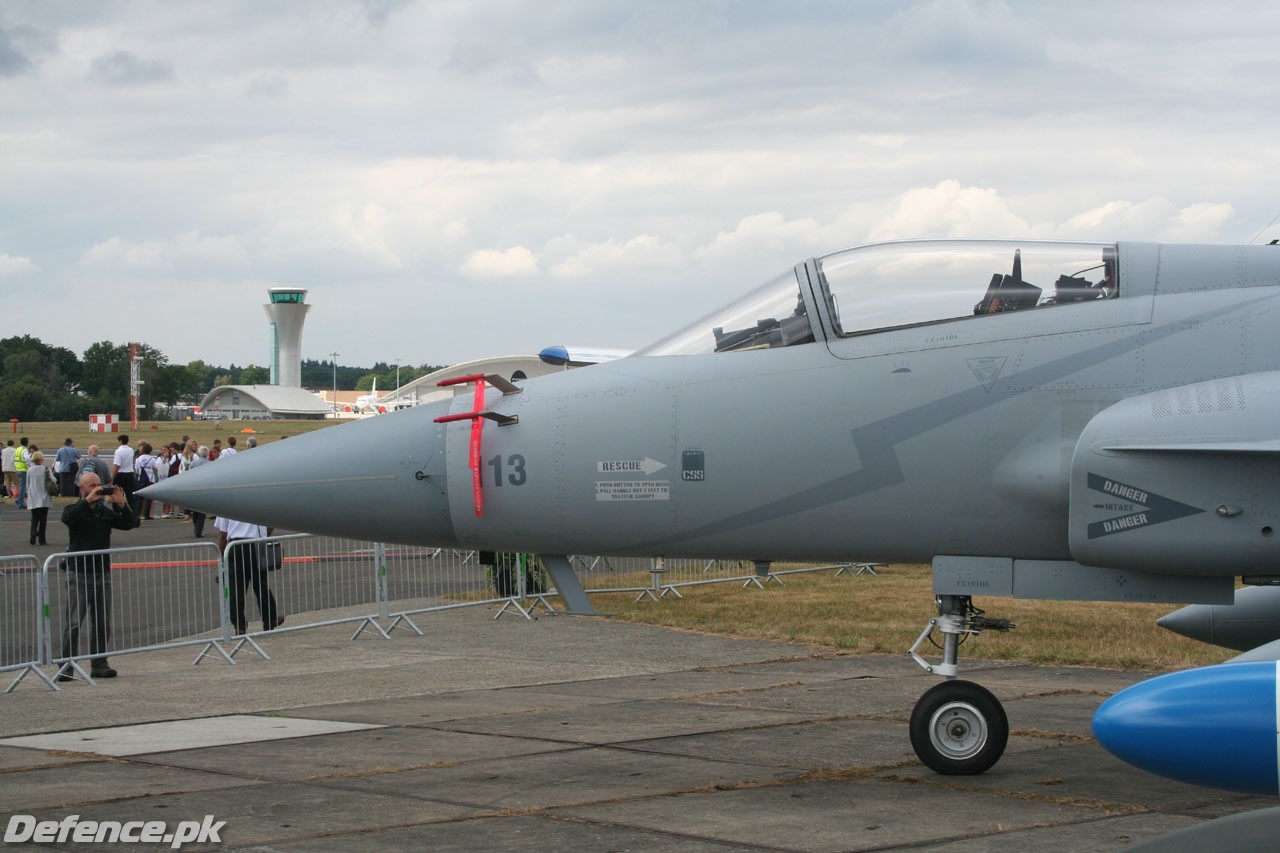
907,595,1014,774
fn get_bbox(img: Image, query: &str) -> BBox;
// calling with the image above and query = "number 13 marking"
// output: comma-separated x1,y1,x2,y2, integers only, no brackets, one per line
487,454,527,487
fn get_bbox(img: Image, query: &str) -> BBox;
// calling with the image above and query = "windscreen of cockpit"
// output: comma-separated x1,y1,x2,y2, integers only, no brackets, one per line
816,240,1115,337
634,268,814,357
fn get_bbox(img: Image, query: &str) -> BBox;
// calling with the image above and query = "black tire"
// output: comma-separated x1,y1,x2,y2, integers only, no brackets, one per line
909,680,1008,775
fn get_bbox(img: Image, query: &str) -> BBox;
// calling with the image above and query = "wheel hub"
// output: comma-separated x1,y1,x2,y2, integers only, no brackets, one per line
929,701,988,760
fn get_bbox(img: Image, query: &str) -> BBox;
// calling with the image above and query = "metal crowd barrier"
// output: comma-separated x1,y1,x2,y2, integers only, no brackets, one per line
5,532,880,691
571,556,859,599
221,534,387,654
42,542,224,683
382,547,520,631
573,556,753,595
1,555,51,692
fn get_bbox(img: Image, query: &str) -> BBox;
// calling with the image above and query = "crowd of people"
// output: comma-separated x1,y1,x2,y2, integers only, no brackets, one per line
3,432,281,682
1,433,243,536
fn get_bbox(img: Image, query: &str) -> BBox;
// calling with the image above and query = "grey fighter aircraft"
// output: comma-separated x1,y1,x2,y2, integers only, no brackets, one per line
142,238,1280,776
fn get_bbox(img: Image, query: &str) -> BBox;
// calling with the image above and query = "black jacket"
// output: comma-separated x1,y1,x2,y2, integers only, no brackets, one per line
62,498,135,571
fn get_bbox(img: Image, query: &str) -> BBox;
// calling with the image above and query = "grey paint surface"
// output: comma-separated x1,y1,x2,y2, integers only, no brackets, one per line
143,239,1280,600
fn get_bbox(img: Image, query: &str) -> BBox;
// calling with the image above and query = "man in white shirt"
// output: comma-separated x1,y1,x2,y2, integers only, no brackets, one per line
111,434,139,522
2,440,15,499
213,442,281,634
215,515,283,635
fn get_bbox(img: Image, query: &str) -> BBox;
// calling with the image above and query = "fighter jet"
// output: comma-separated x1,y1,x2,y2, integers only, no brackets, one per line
142,237,1280,779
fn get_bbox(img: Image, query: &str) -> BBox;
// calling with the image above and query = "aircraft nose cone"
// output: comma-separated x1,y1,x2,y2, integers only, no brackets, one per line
139,404,454,547
1092,661,1280,795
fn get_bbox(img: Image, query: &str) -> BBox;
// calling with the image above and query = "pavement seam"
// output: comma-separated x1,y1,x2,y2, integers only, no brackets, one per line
877,771,1151,815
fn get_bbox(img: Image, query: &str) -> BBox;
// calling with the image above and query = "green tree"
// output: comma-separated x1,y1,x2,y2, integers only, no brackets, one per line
184,360,217,395
0,376,45,421
80,341,130,412
0,339,83,420
239,365,270,385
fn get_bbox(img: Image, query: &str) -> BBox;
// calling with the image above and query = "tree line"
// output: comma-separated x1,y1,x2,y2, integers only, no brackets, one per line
0,335,442,422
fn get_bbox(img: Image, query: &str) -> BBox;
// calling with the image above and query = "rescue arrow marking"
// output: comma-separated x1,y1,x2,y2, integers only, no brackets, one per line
597,457,667,475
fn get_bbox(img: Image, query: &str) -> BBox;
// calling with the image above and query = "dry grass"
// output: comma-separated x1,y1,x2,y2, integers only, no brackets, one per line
588,564,1233,672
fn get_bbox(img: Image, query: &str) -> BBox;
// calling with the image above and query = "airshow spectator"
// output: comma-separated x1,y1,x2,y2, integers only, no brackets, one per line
55,438,82,498
14,436,30,509
77,445,111,487
135,442,156,520
111,434,138,521
2,440,15,499
58,471,136,681
25,450,56,546
185,441,210,538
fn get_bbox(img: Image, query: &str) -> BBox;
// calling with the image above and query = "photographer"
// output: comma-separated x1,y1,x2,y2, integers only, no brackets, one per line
57,472,135,681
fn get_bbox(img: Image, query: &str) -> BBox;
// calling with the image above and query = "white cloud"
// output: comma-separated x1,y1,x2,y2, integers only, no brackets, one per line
80,231,250,274
1160,202,1235,243
868,181,1033,242
460,246,538,278
550,234,681,278
695,212,831,263
0,252,36,275
1058,198,1235,242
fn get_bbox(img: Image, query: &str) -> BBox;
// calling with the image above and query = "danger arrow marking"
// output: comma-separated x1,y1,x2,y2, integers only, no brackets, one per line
1086,473,1204,539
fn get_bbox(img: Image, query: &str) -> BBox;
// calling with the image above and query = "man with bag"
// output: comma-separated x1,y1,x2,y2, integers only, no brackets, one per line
215,516,284,635
213,441,283,634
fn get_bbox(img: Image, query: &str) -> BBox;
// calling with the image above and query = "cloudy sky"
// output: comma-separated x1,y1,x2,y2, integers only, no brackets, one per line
4,1,1280,370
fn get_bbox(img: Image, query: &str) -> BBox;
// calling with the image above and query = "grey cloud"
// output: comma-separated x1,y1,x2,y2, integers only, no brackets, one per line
0,22,55,77
245,71,289,99
90,49,174,86
0,29,32,77
357,0,415,28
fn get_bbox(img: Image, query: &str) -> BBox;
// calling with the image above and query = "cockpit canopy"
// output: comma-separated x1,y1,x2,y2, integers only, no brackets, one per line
636,240,1116,357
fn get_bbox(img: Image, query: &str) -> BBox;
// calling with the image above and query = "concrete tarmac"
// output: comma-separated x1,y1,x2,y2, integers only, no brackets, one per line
0,506,1270,850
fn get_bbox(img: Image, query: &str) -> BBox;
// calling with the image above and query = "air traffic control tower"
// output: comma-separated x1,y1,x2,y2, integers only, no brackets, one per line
264,288,311,387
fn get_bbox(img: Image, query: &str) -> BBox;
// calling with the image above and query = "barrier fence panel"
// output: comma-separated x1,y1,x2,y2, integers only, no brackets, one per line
383,548,537,627
574,555,662,595
572,557,857,599
1,555,51,692
224,534,384,643
43,542,224,681
573,556,829,596
15,531,875,689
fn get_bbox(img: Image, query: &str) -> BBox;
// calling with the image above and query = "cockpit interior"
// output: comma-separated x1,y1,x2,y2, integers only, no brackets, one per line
636,240,1117,357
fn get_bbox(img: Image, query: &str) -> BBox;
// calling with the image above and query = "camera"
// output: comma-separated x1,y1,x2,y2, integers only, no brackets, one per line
99,485,116,495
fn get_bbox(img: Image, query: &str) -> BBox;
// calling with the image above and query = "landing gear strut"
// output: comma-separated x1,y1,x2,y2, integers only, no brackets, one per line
907,595,1014,775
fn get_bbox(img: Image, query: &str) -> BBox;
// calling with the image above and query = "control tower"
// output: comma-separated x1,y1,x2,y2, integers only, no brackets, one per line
264,288,311,387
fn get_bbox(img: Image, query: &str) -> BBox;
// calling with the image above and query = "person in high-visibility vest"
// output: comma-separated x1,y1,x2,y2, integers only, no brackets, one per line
14,436,30,510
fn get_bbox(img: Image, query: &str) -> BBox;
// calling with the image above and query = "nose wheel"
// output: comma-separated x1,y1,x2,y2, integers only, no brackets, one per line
909,680,1008,774
907,595,1014,774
